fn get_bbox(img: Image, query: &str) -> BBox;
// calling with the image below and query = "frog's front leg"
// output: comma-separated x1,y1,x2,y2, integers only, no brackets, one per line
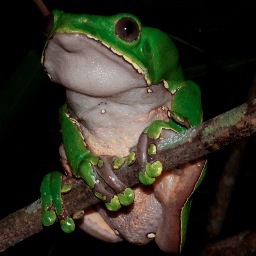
137,120,190,185
90,156,135,211
59,144,130,205
137,80,203,185
61,104,135,210
137,112,192,185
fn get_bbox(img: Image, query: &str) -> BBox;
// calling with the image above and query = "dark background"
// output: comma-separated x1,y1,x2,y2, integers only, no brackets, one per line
0,0,256,255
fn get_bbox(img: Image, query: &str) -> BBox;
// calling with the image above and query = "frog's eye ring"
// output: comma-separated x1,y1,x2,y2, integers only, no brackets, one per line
115,17,140,42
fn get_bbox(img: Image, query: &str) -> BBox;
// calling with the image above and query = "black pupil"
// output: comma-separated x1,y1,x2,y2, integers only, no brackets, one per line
123,20,135,36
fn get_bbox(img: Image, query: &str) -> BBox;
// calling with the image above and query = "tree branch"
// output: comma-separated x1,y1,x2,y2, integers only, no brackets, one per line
0,98,255,253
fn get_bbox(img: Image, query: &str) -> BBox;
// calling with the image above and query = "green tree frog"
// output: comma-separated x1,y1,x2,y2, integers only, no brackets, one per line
40,10,207,254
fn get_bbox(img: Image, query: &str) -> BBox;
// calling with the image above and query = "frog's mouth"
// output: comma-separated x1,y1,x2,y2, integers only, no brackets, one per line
43,33,149,97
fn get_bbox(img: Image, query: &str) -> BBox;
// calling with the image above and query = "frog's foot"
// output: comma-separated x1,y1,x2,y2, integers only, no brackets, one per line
136,132,163,185
40,171,75,233
88,156,135,211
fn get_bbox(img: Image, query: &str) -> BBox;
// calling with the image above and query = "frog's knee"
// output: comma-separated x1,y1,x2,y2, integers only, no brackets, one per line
79,207,123,242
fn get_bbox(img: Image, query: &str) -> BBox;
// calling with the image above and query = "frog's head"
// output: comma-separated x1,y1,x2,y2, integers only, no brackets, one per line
42,10,183,96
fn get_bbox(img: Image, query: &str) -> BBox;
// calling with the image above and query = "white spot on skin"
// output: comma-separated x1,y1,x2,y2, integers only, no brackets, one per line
161,106,169,113
147,88,153,93
163,80,169,89
101,109,106,114
167,110,171,118
147,233,156,239
73,210,85,219
114,230,120,236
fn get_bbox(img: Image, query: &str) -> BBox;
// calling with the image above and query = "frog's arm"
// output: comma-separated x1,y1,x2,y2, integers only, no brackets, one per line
138,79,203,185
168,80,203,127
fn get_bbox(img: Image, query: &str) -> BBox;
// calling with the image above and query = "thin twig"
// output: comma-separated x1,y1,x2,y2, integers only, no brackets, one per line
33,0,50,17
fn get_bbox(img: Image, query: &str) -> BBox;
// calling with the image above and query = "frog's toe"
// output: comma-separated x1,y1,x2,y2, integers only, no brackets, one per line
104,188,134,211
146,161,163,178
40,172,59,226
139,171,155,185
138,161,163,185
117,188,135,206
42,210,56,226
60,217,75,233
105,195,122,211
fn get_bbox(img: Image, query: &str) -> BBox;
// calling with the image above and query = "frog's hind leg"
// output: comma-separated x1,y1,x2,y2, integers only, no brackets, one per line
40,171,75,233
78,207,123,242
153,159,207,253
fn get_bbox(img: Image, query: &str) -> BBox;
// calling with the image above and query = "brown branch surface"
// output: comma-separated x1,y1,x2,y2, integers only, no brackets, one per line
0,98,256,253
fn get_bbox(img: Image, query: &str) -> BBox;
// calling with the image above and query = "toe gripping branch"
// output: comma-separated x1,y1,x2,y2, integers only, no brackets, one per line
136,132,163,185
40,155,135,233
91,155,135,211
136,112,192,186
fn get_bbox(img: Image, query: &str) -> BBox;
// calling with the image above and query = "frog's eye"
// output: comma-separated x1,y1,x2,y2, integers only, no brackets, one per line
115,17,140,42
